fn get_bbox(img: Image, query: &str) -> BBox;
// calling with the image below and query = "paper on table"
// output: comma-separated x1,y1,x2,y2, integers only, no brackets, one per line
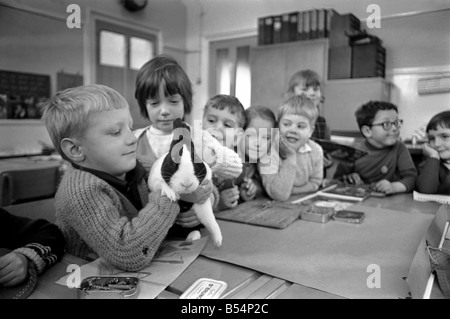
55,238,207,299
202,205,433,299
413,191,450,205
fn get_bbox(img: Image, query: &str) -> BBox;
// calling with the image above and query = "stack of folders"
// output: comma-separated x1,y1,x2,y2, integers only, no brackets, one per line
257,8,340,45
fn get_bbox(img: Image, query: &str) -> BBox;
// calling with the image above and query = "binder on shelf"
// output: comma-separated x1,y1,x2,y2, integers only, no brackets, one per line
309,9,318,39
281,13,290,43
302,10,310,40
258,17,265,45
288,11,299,42
272,15,282,44
263,16,274,45
296,11,304,40
317,8,326,38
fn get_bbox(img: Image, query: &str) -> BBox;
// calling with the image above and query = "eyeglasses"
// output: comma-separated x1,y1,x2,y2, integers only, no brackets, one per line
370,119,404,131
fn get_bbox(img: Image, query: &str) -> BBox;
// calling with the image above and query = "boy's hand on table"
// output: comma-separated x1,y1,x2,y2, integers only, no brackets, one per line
239,177,257,202
372,179,394,194
343,173,363,185
219,186,239,208
0,251,29,287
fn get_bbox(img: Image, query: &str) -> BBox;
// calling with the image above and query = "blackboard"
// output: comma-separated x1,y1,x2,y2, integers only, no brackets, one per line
0,70,50,119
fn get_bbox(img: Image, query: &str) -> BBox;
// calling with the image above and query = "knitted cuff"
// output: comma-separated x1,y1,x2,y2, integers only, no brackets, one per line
13,247,46,275
210,146,243,179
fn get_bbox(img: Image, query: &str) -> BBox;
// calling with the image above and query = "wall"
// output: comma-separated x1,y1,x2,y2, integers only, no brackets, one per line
183,0,450,140
0,0,188,154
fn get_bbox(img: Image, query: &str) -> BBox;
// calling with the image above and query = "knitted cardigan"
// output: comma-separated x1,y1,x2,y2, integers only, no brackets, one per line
0,208,65,275
55,167,180,271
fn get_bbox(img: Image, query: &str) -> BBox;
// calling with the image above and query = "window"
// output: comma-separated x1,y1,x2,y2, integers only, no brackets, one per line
96,21,157,128
209,36,257,109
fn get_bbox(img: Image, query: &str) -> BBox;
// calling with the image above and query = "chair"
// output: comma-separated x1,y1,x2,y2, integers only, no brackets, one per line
2,197,56,223
0,166,60,207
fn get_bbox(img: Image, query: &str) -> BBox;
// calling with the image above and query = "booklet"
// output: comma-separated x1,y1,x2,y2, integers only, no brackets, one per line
319,183,385,201
413,191,450,205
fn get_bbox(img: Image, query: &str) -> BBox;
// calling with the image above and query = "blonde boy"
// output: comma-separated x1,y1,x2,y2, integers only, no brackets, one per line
261,95,324,201
41,84,210,271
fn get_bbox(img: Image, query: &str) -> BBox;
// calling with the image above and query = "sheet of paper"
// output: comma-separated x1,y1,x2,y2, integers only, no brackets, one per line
55,237,207,299
202,205,433,299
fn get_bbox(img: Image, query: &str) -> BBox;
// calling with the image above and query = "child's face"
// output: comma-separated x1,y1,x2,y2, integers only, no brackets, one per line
203,107,242,149
79,108,137,180
428,125,450,161
364,110,401,148
294,82,322,107
146,83,184,133
279,113,313,151
242,116,274,162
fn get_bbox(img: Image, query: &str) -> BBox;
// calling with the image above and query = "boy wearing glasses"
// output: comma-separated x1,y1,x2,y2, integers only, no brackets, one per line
337,101,417,195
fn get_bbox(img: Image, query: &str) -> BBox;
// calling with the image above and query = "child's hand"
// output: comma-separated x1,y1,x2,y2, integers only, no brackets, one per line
179,179,213,204
239,177,257,201
422,143,440,159
175,209,200,228
323,153,333,168
278,136,297,160
219,186,239,208
0,252,29,287
372,179,393,194
343,173,363,185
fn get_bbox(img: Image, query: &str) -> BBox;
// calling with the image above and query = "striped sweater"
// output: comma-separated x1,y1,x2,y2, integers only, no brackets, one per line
55,167,180,271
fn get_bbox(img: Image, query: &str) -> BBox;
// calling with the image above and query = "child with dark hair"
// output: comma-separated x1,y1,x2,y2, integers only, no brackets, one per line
338,100,417,195
236,105,277,201
133,55,242,235
416,110,450,194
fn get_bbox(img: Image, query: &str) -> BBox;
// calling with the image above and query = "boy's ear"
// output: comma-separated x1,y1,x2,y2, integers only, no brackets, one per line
61,138,84,162
361,125,372,138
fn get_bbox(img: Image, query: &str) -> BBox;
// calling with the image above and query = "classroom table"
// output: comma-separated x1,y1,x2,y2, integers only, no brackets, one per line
26,193,444,299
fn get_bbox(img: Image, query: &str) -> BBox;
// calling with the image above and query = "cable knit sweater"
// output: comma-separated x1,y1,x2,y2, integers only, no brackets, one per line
55,167,180,271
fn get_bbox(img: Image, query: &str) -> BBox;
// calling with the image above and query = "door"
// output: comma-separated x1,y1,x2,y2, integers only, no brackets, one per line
96,21,157,129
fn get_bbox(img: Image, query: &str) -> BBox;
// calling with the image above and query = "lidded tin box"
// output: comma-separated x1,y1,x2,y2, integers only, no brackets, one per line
300,201,335,223
77,276,139,299
180,278,227,299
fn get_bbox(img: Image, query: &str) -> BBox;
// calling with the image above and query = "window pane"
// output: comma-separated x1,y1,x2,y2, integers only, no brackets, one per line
235,46,251,109
130,37,153,71
100,31,125,67
216,48,231,95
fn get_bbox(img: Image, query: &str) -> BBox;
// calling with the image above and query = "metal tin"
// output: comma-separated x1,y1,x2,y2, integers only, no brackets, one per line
300,201,335,223
180,278,227,299
77,276,139,299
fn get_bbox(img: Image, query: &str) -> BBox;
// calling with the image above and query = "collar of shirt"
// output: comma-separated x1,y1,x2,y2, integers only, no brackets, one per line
71,161,146,197
297,142,312,154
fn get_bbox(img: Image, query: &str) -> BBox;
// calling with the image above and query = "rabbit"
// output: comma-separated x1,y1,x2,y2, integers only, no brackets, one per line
148,118,222,247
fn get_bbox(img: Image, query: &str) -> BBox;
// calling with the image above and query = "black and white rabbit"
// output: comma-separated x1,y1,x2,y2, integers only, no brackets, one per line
148,118,222,247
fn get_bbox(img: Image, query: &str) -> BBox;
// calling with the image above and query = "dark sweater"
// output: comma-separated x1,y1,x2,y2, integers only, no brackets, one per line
0,209,65,274
416,157,450,195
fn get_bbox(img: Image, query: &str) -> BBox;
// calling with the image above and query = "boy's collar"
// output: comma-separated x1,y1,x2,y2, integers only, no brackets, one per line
71,161,146,190
298,142,312,154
